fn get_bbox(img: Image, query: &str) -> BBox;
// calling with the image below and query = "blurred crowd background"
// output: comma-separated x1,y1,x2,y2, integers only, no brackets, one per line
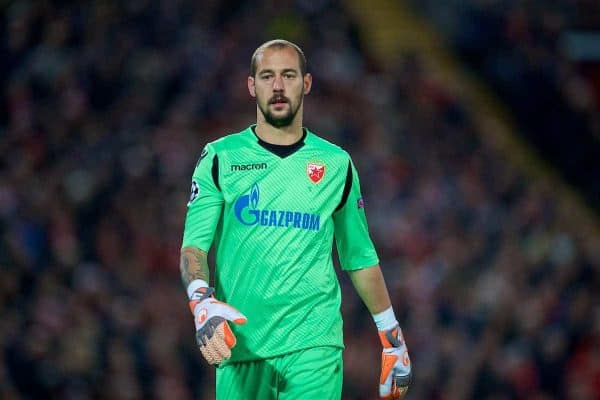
0,1,598,399
413,0,599,211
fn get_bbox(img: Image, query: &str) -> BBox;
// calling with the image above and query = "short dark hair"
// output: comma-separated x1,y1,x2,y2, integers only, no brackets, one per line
250,39,307,77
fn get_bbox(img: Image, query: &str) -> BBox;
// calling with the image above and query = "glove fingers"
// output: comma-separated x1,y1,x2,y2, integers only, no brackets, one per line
379,383,393,399
395,371,411,389
221,321,237,348
380,353,398,385
386,371,411,399
379,365,394,398
191,295,245,365
196,317,221,346
391,379,409,399
199,323,236,365
213,323,233,360
379,325,411,399
199,342,222,365
196,329,207,347
380,351,412,399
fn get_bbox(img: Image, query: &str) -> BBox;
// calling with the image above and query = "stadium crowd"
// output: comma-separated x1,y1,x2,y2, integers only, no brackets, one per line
413,0,600,208
1,1,598,399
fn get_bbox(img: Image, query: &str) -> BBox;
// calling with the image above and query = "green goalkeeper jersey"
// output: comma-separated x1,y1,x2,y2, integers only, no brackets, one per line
182,125,379,364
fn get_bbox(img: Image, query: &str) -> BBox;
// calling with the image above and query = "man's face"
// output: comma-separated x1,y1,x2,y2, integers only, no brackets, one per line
248,46,312,128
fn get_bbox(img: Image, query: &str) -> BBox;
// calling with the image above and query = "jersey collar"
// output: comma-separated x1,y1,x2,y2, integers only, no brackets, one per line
250,125,306,158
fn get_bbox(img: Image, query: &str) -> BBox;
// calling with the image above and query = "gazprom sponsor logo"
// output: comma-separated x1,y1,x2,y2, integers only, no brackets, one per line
234,183,320,231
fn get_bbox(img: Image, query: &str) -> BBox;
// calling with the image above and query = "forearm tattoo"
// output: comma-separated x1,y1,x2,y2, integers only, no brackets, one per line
180,247,210,287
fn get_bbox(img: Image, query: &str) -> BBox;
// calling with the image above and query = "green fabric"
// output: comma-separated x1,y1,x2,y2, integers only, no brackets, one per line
182,126,379,363
216,346,343,400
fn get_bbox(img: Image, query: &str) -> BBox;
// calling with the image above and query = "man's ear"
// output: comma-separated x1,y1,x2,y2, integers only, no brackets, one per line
304,73,312,95
248,76,256,97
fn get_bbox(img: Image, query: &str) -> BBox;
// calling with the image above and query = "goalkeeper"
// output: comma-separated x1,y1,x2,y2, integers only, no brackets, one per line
180,39,412,399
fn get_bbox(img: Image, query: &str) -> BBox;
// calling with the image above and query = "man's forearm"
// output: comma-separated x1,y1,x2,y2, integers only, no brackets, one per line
180,246,210,287
350,265,411,399
347,265,392,314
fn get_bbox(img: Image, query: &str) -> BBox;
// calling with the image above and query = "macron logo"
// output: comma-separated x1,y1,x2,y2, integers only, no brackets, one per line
231,163,268,172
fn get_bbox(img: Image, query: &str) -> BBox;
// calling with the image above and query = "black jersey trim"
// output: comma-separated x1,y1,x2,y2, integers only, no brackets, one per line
334,161,353,212
212,154,221,191
252,126,306,158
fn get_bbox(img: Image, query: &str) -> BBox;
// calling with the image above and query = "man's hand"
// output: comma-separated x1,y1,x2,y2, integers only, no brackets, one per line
189,286,247,365
379,325,411,399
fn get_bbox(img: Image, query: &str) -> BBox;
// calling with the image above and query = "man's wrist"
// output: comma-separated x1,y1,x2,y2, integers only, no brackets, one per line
372,306,398,331
187,279,210,299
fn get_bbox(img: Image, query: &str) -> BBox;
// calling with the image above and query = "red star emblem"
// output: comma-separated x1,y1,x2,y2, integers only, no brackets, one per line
307,162,325,183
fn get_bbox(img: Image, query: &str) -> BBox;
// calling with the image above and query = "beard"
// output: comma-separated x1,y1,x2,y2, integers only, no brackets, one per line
257,93,303,128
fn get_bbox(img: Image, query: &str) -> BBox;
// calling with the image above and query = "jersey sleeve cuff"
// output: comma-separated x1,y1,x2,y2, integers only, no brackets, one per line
341,255,380,271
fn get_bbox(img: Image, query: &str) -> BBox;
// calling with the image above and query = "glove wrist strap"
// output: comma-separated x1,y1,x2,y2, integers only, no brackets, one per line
187,279,210,299
187,279,215,315
372,306,398,331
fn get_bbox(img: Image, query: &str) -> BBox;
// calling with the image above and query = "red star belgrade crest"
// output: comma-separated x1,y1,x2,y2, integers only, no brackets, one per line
307,162,325,183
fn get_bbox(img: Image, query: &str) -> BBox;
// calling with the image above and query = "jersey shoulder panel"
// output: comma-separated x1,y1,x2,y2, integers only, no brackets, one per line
304,129,350,162
208,127,254,154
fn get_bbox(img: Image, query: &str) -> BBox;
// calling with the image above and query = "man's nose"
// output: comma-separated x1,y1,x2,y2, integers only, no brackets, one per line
273,75,284,91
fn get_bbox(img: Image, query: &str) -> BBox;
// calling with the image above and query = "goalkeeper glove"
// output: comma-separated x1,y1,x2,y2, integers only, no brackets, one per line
374,308,412,399
187,280,247,365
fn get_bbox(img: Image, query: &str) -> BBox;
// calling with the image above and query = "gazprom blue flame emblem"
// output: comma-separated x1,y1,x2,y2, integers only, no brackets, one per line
250,184,259,209
234,183,260,225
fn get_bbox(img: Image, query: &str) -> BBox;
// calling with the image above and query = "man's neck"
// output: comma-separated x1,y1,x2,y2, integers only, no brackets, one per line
255,114,304,145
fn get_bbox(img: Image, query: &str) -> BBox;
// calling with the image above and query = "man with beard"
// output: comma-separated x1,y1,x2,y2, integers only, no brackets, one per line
180,40,412,399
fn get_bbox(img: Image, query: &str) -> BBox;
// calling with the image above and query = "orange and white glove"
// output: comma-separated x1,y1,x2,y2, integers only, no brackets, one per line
374,307,412,399
187,280,247,365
